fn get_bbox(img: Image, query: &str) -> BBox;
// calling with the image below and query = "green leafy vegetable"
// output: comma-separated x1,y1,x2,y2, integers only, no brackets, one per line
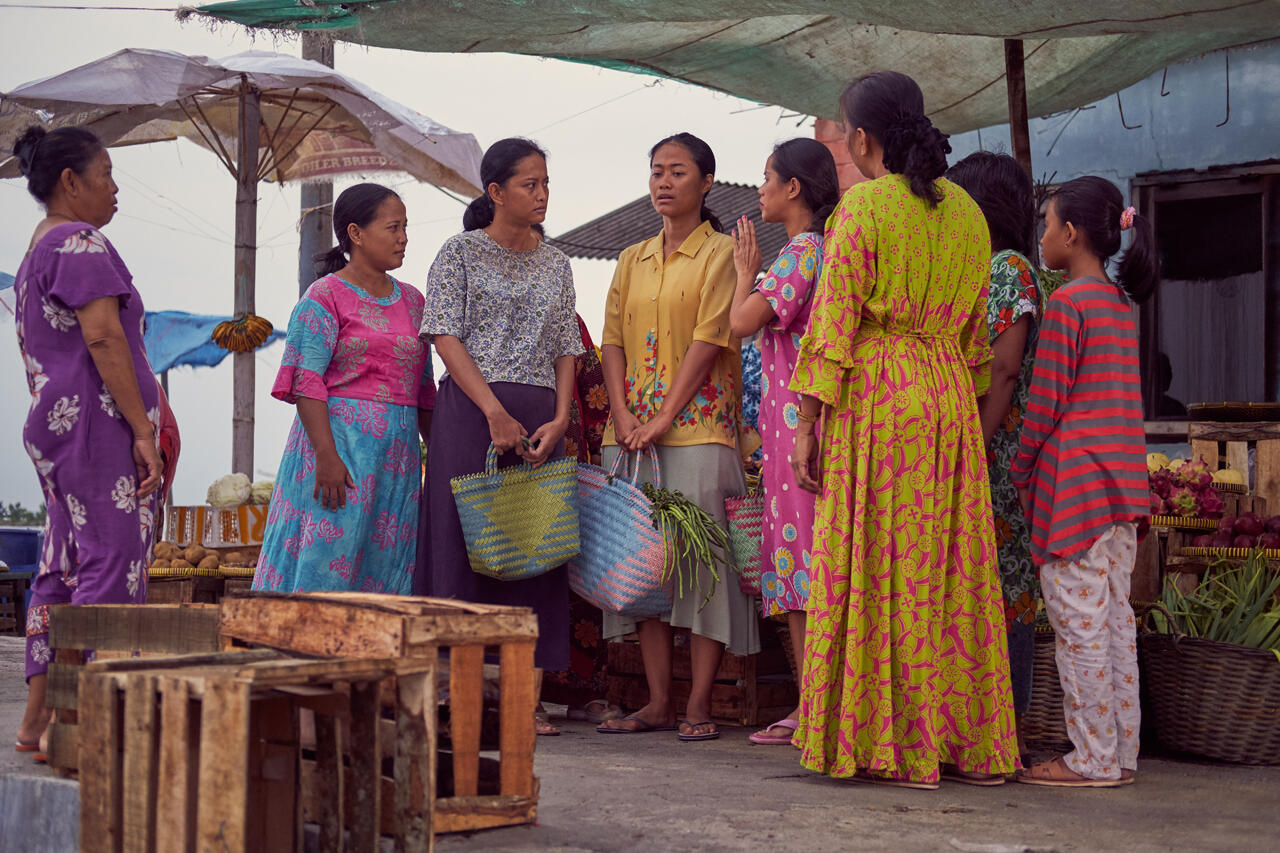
1153,551,1280,649
641,482,735,608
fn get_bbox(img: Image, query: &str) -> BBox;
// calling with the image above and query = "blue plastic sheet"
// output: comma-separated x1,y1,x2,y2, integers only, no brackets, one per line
1,274,282,372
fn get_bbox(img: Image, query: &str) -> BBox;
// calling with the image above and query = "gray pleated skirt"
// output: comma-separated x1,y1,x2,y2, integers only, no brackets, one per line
601,442,761,656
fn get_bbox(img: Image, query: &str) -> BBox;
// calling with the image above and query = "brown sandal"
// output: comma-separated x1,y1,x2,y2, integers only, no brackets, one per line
1016,756,1124,788
940,763,1007,786
848,771,939,791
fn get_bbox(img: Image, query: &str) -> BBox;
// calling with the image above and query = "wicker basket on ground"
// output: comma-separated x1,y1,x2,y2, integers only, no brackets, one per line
1138,618,1280,764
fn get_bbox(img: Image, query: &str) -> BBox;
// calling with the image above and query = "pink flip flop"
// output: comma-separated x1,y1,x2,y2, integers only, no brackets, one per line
748,718,799,745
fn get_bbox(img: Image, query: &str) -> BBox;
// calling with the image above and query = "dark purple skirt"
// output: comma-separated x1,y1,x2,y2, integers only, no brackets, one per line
416,378,569,672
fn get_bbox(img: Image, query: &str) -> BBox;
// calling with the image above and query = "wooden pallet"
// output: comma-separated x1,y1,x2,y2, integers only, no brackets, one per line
218,592,540,839
605,626,797,726
0,574,31,636
45,604,224,775
78,650,428,853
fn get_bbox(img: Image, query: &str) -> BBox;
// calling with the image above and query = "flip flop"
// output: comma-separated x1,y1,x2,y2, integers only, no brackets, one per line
596,714,678,734
567,699,623,724
1015,756,1124,788
15,741,39,753
748,718,799,746
847,771,938,791
32,753,48,765
940,764,1007,786
677,720,720,742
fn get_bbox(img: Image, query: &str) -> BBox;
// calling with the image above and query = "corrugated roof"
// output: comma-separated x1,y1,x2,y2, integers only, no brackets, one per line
547,181,789,271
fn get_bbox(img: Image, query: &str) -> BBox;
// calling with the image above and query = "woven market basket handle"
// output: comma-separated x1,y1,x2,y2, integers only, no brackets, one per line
483,441,537,475
1138,600,1184,643
607,446,662,488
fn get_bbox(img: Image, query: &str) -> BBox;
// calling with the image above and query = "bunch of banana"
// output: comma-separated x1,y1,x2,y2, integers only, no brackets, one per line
212,314,273,352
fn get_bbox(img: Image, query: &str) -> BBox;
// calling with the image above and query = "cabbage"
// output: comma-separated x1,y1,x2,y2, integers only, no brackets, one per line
207,473,252,507
250,480,275,505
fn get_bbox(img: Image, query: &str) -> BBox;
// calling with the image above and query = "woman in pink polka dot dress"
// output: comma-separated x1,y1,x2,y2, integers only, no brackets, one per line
729,138,839,746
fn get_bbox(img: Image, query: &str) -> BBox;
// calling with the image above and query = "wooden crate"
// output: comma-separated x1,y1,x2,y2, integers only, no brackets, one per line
219,592,539,838
0,573,31,635
145,575,224,604
77,650,428,853
1189,421,1280,509
45,604,224,775
605,626,797,726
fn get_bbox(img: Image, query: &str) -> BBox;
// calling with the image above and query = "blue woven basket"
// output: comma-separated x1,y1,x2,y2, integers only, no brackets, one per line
450,444,579,581
568,448,672,618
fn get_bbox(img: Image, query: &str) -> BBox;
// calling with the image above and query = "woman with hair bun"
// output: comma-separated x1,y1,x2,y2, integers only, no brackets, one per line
788,72,1019,787
1012,176,1157,788
253,182,434,596
419,138,582,735
595,132,758,742
11,126,163,758
727,137,839,747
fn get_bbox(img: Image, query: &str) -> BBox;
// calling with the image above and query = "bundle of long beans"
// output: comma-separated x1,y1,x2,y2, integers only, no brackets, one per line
640,481,734,607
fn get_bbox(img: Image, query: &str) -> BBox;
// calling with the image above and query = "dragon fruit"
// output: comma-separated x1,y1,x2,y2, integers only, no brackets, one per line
1169,487,1198,517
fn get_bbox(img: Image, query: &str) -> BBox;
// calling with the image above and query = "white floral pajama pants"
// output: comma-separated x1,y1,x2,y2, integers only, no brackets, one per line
1040,522,1140,780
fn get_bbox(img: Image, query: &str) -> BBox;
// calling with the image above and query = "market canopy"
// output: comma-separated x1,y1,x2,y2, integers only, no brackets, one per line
192,1,1280,133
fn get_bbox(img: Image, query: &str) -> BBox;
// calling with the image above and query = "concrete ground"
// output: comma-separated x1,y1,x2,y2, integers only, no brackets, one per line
3,635,1278,852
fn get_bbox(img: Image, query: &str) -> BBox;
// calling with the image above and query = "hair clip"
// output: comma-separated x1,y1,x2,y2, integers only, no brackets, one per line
1119,206,1136,231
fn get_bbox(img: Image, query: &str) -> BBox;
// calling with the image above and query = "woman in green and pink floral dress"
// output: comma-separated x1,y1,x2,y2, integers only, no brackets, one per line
788,72,1018,788
947,152,1042,751
729,138,839,747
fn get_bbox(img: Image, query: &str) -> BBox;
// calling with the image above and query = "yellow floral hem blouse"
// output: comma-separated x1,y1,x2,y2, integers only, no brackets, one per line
602,221,744,449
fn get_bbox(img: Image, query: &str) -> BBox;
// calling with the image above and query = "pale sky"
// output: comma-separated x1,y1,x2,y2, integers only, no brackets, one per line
0,0,822,508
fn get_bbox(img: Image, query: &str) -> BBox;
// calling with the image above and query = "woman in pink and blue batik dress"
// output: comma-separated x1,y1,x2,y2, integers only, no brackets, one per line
728,138,839,747
254,184,434,595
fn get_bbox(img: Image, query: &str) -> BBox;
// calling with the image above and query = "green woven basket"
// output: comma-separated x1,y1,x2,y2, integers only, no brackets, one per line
451,443,580,581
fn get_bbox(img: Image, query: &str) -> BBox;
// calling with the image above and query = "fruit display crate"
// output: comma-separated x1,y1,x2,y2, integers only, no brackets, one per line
1178,546,1280,561
1189,420,1280,510
1150,515,1219,531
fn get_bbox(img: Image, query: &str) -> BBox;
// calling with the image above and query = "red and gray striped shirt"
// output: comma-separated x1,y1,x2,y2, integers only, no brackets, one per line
1009,277,1148,563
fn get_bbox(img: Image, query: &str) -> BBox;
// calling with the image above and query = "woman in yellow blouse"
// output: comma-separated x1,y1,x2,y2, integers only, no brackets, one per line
596,133,759,741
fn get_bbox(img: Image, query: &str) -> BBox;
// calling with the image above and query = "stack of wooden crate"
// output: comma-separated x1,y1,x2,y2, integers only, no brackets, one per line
0,570,32,635
606,624,796,726
65,593,542,850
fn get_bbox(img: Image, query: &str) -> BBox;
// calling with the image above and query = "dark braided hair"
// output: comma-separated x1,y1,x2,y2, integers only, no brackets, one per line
840,71,951,207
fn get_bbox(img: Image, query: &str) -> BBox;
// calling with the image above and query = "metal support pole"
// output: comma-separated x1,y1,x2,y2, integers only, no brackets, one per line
233,80,261,477
299,33,335,296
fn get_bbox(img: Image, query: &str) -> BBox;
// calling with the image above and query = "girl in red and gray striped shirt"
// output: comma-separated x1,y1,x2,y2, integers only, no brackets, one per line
1011,175,1160,788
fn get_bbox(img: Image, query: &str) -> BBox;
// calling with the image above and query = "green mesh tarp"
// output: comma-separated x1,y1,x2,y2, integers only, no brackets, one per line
194,1,1280,132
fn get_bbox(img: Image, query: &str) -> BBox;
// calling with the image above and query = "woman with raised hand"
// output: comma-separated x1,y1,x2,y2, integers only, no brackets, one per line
596,133,759,742
728,138,839,747
254,182,435,595
789,72,1019,788
11,126,163,759
946,151,1043,757
418,138,582,736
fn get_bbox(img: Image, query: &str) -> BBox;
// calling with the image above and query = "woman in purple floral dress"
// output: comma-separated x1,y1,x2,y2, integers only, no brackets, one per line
11,126,163,757
254,183,434,596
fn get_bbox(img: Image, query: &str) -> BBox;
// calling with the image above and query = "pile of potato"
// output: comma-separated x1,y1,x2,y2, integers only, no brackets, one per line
150,542,256,571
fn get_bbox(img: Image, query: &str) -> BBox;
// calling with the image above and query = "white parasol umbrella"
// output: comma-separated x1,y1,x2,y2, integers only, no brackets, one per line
0,48,483,475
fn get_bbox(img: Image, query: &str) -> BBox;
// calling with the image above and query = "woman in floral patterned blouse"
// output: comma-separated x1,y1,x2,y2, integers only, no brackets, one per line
946,151,1041,754
418,138,583,735
595,133,758,742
